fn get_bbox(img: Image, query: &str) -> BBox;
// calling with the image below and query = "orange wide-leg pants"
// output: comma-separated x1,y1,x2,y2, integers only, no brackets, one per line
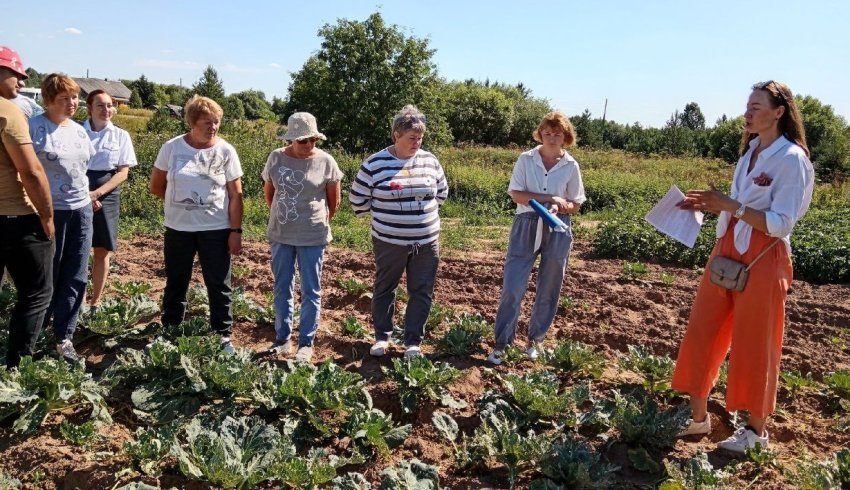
671,225,792,418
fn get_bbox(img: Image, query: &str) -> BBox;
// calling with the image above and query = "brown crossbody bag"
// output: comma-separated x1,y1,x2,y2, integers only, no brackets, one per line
708,238,781,292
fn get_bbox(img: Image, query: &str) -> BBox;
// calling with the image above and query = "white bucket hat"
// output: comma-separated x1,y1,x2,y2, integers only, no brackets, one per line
281,112,327,141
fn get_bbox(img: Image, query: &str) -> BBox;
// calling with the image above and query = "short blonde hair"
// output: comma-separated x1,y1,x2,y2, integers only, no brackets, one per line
184,95,223,126
532,111,577,147
392,104,427,137
41,73,79,105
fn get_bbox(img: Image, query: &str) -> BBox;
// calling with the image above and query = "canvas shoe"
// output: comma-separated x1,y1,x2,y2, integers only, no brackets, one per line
526,343,541,361
267,338,293,356
295,346,314,363
370,340,390,357
404,345,422,359
220,337,235,355
677,417,711,437
56,339,80,363
486,350,504,366
718,426,769,455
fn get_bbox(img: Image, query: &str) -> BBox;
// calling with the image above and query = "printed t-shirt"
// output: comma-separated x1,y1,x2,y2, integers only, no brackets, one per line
154,135,243,232
29,114,95,210
261,148,343,246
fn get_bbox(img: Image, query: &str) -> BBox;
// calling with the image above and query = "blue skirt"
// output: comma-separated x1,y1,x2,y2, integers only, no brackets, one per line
87,169,121,251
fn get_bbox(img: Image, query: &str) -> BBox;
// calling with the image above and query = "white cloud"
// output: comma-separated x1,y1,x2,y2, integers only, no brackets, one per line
64,27,82,35
136,58,204,70
268,63,282,69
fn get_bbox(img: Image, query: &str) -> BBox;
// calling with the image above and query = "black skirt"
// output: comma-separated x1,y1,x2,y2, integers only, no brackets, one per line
87,169,121,251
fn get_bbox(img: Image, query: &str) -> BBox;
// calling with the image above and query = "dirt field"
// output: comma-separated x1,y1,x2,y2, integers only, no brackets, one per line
1,234,848,489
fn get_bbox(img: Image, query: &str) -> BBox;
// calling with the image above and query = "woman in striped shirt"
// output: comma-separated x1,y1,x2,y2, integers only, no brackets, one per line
349,105,448,358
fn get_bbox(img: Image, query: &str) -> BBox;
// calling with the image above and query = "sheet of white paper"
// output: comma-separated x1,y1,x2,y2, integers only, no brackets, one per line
644,185,704,248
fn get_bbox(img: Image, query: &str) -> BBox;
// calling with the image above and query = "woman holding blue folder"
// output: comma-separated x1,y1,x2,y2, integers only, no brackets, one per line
488,111,586,365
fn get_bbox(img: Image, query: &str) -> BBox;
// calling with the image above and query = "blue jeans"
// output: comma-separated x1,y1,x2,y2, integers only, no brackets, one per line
270,242,325,347
494,212,573,350
45,205,93,341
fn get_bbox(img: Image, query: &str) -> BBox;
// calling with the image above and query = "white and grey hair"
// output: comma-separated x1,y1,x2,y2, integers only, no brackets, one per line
391,104,427,136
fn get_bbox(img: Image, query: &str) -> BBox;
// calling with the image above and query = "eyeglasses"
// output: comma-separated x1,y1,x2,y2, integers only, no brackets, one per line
295,137,319,144
755,80,787,104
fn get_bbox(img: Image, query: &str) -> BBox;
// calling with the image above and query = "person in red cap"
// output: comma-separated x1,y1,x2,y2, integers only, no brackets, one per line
0,45,56,368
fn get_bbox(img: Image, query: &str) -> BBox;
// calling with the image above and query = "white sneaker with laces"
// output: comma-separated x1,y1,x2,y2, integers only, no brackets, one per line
677,417,711,437
370,340,390,357
486,350,504,365
56,339,80,363
404,345,422,359
718,426,769,454
267,339,293,356
220,337,235,355
295,346,313,363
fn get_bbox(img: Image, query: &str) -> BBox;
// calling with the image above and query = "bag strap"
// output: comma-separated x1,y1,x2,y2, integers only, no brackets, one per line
744,238,782,272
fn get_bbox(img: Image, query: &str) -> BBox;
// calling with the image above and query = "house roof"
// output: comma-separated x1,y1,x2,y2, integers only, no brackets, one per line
73,78,132,101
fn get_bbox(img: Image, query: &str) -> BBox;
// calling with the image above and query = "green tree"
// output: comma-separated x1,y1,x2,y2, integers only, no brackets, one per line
662,110,694,156
285,12,449,152
131,75,158,108
444,81,514,145
271,96,287,123
221,95,245,120
232,90,275,120
796,95,850,181
24,68,43,88
128,89,142,109
192,65,225,104
679,102,706,131
708,116,744,164
162,84,190,106
572,109,605,148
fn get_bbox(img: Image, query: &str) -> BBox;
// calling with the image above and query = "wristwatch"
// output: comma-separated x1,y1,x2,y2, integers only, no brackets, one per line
230,228,243,234
733,204,746,219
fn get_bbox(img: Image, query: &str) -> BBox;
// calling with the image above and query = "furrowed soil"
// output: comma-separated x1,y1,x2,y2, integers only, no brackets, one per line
1,234,848,489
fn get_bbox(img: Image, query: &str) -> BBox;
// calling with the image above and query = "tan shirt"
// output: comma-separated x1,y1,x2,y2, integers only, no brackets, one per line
0,98,36,216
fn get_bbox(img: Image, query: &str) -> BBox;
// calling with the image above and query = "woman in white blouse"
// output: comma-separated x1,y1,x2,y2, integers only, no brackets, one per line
84,90,137,309
488,111,586,365
672,81,814,455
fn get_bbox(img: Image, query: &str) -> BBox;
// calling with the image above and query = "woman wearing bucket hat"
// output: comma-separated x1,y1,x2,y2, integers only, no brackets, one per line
149,95,244,355
349,105,448,359
262,112,342,363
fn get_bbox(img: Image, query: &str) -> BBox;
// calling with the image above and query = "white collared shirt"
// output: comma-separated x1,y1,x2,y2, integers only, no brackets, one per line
83,120,137,171
716,135,814,253
508,146,586,214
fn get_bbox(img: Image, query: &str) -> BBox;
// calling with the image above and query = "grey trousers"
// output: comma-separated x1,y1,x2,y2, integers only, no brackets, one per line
371,237,439,346
494,212,573,350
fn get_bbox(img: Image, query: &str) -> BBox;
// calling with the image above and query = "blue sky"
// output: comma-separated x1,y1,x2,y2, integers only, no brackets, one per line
4,1,848,127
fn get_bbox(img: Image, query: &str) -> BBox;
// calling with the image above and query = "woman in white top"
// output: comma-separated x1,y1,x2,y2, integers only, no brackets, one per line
672,81,814,455
488,111,586,365
149,95,243,354
29,74,96,363
83,89,137,309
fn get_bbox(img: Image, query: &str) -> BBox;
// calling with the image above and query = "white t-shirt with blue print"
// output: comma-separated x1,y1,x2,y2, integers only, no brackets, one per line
29,115,95,210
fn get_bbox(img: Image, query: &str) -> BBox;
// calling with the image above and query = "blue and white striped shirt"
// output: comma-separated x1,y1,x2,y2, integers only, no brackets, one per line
349,148,448,246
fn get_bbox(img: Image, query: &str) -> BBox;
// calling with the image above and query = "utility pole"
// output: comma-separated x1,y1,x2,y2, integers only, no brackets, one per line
601,98,608,146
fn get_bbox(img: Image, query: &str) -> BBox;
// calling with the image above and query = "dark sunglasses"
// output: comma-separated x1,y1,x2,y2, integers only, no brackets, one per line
755,80,787,104
295,137,319,144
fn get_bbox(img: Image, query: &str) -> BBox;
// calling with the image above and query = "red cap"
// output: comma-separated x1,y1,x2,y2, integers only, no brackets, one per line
0,46,28,79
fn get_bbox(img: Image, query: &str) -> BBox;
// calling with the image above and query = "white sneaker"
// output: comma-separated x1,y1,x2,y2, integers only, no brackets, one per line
56,339,80,363
486,350,504,365
677,417,711,437
370,340,390,357
526,344,540,361
267,339,293,356
220,337,235,355
718,426,769,454
404,345,422,359
295,346,313,363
